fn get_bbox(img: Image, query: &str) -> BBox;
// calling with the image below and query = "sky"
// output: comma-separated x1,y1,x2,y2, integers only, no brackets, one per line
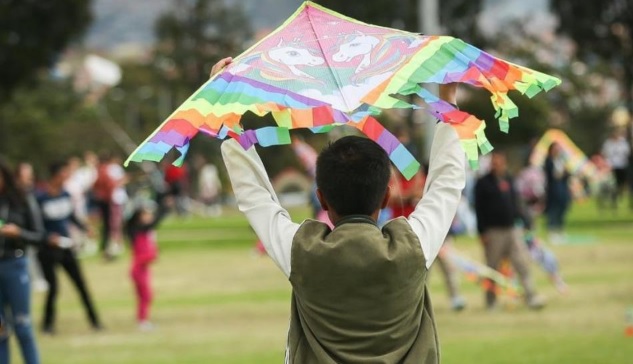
479,0,554,37
84,0,553,51
84,0,303,50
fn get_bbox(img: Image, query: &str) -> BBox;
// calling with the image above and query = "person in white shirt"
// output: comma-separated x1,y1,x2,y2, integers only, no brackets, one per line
601,129,630,208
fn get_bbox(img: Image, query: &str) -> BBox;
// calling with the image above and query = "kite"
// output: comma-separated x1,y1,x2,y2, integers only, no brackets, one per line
530,129,602,199
125,1,561,179
439,246,520,298
524,231,568,294
530,129,596,178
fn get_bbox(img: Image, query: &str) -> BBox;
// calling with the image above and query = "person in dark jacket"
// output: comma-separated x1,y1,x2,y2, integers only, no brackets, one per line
0,157,46,364
474,151,544,310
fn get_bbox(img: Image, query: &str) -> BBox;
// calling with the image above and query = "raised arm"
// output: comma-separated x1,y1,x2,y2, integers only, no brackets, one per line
221,140,299,277
407,84,466,268
211,56,298,277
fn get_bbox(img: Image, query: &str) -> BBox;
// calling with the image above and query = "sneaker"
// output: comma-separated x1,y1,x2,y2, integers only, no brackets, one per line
552,276,569,295
41,326,56,336
526,295,547,310
450,296,467,312
138,321,155,332
33,279,49,292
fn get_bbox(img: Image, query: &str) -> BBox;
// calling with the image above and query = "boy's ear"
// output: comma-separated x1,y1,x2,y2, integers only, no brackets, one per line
380,186,391,209
316,188,329,211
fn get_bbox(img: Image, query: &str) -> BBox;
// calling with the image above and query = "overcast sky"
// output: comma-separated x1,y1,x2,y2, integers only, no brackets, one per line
85,0,553,50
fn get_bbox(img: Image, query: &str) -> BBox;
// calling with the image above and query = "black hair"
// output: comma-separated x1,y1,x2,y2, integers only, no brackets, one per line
0,156,25,206
48,160,68,179
316,136,391,216
547,142,559,156
124,207,145,244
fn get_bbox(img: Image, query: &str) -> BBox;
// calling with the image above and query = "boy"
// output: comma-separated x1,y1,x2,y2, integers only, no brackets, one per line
216,58,465,363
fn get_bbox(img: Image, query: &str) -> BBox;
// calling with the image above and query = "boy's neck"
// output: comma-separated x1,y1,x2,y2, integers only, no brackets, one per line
329,210,381,226
334,215,378,228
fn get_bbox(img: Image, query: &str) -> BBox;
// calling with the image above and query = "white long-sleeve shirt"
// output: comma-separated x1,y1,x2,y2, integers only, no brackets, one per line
221,122,465,276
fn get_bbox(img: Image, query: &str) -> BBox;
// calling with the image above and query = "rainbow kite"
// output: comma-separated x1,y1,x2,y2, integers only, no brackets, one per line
529,129,596,178
125,1,561,179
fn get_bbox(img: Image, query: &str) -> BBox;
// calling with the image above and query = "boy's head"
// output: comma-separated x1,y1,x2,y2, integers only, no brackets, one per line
316,136,391,219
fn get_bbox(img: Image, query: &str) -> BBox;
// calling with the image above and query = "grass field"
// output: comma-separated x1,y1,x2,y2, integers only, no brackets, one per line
8,202,633,363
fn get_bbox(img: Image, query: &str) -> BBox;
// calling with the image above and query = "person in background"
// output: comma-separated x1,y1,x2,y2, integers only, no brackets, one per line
107,155,128,257
14,162,49,292
92,153,116,260
474,151,544,310
389,165,466,311
590,154,616,210
601,128,630,209
163,161,190,216
544,143,571,244
124,196,172,331
0,157,46,364
515,161,546,224
36,161,102,334
65,156,98,256
197,160,223,216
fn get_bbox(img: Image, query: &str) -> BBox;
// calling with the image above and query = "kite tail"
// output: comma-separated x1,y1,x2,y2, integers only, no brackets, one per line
440,246,520,298
351,116,421,180
489,90,518,133
416,88,493,169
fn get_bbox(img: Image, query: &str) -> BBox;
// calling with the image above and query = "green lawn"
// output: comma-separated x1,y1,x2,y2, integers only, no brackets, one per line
9,202,633,363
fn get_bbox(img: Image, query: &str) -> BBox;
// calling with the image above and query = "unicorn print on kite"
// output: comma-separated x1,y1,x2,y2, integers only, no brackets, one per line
126,1,561,180
268,39,325,79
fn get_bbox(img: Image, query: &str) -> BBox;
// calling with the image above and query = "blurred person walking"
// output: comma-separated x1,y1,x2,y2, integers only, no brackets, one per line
601,129,630,210
36,162,102,334
107,155,128,257
65,156,98,256
544,143,571,243
0,158,46,364
197,159,223,216
474,151,544,310
92,153,116,260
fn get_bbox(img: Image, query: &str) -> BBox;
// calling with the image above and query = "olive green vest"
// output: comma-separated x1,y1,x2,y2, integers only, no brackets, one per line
287,216,439,364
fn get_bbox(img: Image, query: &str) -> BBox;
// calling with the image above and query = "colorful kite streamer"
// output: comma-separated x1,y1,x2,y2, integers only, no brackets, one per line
125,1,561,178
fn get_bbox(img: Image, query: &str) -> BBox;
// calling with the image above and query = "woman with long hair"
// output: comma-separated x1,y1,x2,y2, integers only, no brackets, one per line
544,142,571,243
0,157,46,364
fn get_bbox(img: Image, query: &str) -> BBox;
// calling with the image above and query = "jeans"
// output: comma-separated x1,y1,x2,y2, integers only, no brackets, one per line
0,256,40,364
546,201,568,230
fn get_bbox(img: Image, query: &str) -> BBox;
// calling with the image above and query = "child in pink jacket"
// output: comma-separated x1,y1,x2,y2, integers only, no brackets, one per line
124,197,171,331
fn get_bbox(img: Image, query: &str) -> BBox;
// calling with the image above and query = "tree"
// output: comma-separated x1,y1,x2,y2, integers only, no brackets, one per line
0,80,107,170
551,1,633,111
124,0,255,172
154,0,252,90
0,0,92,102
0,0,92,154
